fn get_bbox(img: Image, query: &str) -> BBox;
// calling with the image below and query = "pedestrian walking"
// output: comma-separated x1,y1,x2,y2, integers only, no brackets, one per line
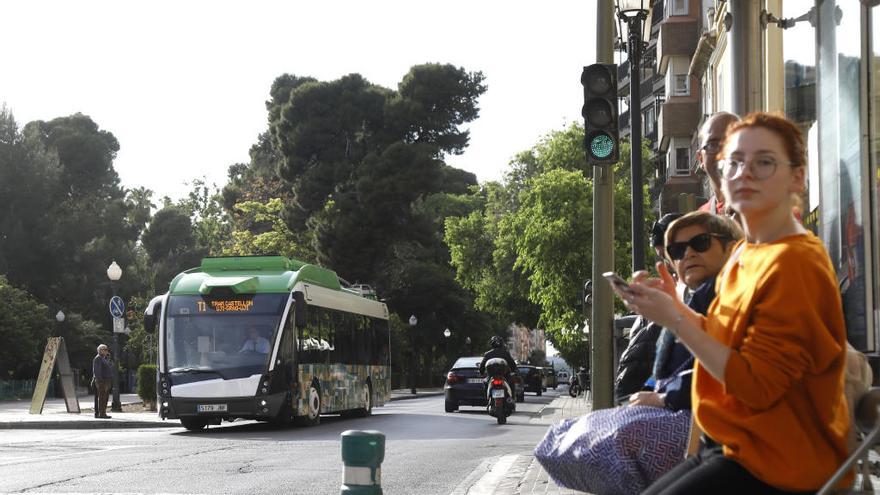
92,344,113,419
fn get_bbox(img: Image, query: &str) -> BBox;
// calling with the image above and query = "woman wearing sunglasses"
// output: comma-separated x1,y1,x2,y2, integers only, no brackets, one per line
617,113,850,494
628,211,742,413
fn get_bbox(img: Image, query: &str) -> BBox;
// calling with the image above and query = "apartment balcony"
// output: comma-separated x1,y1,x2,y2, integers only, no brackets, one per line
657,98,700,151
657,16,698,75
651,0,664,26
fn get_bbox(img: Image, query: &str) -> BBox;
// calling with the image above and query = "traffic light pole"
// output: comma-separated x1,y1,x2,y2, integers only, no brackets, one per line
591,0,615,411
624,9,647,273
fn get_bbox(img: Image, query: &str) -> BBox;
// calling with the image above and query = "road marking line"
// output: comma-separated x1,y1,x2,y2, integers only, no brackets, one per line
462,454,519,495
0,445,135,467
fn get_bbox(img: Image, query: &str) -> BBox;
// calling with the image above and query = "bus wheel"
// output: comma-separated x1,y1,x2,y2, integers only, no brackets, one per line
180,418,207,431
355,383,372,418
297,384,321,426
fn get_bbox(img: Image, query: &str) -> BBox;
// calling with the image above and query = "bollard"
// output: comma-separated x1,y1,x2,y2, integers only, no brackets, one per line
341,429,385,495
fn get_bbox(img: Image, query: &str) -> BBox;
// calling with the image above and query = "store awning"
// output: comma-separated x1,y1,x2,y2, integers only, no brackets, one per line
688,32,718,79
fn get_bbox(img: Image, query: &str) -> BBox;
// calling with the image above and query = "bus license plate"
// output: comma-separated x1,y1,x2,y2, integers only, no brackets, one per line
491,389,505,398
197,404,227,413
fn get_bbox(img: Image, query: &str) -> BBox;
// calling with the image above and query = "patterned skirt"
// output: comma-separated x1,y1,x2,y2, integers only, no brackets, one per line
534,405,691,495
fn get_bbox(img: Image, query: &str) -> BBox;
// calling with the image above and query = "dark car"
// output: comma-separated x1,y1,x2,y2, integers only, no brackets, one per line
517,364,544,396
444,356,524,412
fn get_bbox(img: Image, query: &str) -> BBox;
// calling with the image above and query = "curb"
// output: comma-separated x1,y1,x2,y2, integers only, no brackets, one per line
0,419,173,430
1,392,446,429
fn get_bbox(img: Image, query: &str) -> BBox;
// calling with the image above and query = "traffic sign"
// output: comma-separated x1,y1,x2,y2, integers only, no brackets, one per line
113,316,125,334
109,296,125,318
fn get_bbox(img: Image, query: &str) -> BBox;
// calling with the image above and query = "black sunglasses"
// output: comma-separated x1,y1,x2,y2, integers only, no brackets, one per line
666,233,727,260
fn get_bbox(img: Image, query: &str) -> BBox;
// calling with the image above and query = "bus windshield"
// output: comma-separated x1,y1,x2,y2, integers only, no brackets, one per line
164,293,288,380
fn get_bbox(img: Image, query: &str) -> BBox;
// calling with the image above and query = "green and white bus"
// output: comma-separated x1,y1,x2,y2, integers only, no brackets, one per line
144,256,391,431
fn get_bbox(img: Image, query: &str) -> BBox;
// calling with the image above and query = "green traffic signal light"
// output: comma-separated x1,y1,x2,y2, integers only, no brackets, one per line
581,63,619,165
588,132,615,160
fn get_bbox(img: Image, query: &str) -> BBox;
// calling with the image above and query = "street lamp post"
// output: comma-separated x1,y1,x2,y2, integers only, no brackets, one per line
107,261,123,412
616,0,651,272
465,336,472,356
443,328,451,368
409,315,418,394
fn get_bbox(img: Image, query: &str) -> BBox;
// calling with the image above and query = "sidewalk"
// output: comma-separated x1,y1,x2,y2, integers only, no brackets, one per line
0,387,444,430
456,392,594,495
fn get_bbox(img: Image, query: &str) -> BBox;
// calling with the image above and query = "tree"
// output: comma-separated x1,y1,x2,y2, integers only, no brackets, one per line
444,123,656,368
224,198,312,261
0,111,144,323
142,206,203,290
0,276,51,378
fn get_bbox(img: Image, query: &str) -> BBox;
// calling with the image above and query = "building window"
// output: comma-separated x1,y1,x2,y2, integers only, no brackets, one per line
642,106,655,136
667,138,691,177
667,56,690,96
668,0,687,16
674,147,690,175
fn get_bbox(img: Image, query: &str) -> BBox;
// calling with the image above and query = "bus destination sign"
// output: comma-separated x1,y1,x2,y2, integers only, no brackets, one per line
197,299,255,313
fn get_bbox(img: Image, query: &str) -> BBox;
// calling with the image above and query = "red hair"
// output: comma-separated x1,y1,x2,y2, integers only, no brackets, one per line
718,112,807,169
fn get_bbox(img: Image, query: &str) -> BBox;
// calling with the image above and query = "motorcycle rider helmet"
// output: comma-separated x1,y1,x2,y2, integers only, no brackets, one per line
490,335,504,349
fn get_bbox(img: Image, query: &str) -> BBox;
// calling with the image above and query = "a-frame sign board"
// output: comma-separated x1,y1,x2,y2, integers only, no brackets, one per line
30,337,80,414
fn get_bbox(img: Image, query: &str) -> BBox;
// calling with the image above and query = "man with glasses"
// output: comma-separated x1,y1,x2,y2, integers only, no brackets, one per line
697,112,740,215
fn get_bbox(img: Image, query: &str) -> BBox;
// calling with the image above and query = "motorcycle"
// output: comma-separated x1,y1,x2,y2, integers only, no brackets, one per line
568,368,589,397
484,357,515,424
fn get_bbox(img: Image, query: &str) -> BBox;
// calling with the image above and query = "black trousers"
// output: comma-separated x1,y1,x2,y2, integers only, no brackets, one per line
642,444,814,495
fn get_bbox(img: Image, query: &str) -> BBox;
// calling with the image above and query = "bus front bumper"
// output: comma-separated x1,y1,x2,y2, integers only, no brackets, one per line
161,393,286,421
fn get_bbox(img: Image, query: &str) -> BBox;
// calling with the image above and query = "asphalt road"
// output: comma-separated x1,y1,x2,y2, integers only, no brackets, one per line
0,389,561,494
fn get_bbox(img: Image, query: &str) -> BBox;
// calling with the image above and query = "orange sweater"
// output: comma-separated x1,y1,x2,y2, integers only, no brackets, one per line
693,232,851,491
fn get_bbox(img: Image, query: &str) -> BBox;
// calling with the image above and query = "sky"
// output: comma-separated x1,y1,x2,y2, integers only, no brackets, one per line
4,1,600,201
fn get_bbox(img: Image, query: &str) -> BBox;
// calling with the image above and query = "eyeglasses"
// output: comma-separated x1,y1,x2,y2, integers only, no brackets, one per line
717,156,789,180
666,233,727,260
700,140,721,154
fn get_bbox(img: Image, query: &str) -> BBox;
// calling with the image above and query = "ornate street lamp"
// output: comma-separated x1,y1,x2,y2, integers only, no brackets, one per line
409,315,418,394
616,0,652,272
107,261,123,412
55,310,65,323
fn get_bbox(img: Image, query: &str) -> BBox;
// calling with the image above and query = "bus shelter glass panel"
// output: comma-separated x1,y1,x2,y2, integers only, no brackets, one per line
817,0,873,351
869,5,880,353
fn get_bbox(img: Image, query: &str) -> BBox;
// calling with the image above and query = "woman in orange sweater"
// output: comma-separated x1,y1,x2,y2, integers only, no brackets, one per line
615,112,850,494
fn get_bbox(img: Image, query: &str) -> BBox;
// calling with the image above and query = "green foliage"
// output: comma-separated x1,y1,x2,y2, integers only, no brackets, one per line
268,63,497,343
444,123,657,368
142,206,203,290
224,198,313,260
0,276,51,377
0,110,146,327
136,364,157,405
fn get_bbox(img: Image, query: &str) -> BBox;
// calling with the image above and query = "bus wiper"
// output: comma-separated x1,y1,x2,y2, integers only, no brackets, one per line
169,367,227,379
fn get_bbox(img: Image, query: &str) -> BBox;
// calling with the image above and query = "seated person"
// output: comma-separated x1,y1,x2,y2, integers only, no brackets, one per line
238,326,271,354
535,212,743,495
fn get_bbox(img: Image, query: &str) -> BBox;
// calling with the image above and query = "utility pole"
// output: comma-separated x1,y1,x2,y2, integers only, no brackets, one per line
591,0,615,411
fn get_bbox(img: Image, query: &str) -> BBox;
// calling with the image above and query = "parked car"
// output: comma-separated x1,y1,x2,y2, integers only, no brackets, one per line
517,364,544,396
444,356,524,412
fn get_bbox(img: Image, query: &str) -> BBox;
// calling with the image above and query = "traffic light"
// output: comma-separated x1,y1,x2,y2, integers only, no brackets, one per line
581,64,619,164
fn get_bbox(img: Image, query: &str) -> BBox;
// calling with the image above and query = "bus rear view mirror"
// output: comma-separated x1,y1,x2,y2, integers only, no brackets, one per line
144,294,165,333
292,291,307,328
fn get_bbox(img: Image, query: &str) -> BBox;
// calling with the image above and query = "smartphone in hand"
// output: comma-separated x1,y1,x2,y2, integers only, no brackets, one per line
602,271,634,296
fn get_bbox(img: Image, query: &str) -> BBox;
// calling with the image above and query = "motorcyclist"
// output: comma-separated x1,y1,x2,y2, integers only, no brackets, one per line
479,336,518,377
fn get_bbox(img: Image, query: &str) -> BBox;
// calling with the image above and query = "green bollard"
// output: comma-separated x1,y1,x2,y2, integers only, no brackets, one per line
341,429,385,495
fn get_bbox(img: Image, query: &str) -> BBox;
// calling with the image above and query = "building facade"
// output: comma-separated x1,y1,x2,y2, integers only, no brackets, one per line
506,323,546,363
618,0,709,214
666,0,879,362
